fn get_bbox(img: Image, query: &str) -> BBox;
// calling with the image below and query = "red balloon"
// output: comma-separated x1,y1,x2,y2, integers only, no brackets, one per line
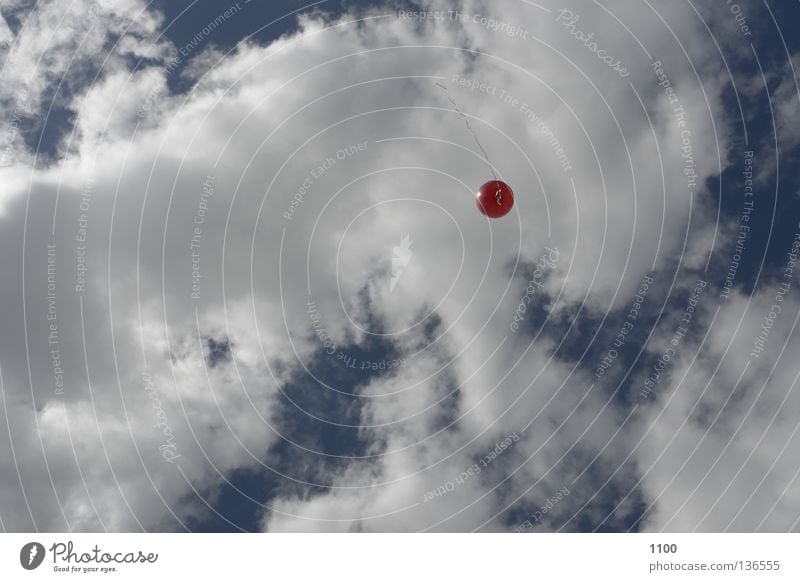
476,180,514,218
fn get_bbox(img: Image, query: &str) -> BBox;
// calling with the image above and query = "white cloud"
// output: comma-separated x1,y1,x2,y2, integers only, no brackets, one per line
0,12,12,46
634,284,800,531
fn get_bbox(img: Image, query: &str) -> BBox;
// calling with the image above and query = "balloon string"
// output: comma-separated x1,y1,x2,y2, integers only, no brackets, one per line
435,82,498,182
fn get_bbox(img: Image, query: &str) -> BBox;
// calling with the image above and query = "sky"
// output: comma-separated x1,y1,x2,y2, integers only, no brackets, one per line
0,0,799,532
